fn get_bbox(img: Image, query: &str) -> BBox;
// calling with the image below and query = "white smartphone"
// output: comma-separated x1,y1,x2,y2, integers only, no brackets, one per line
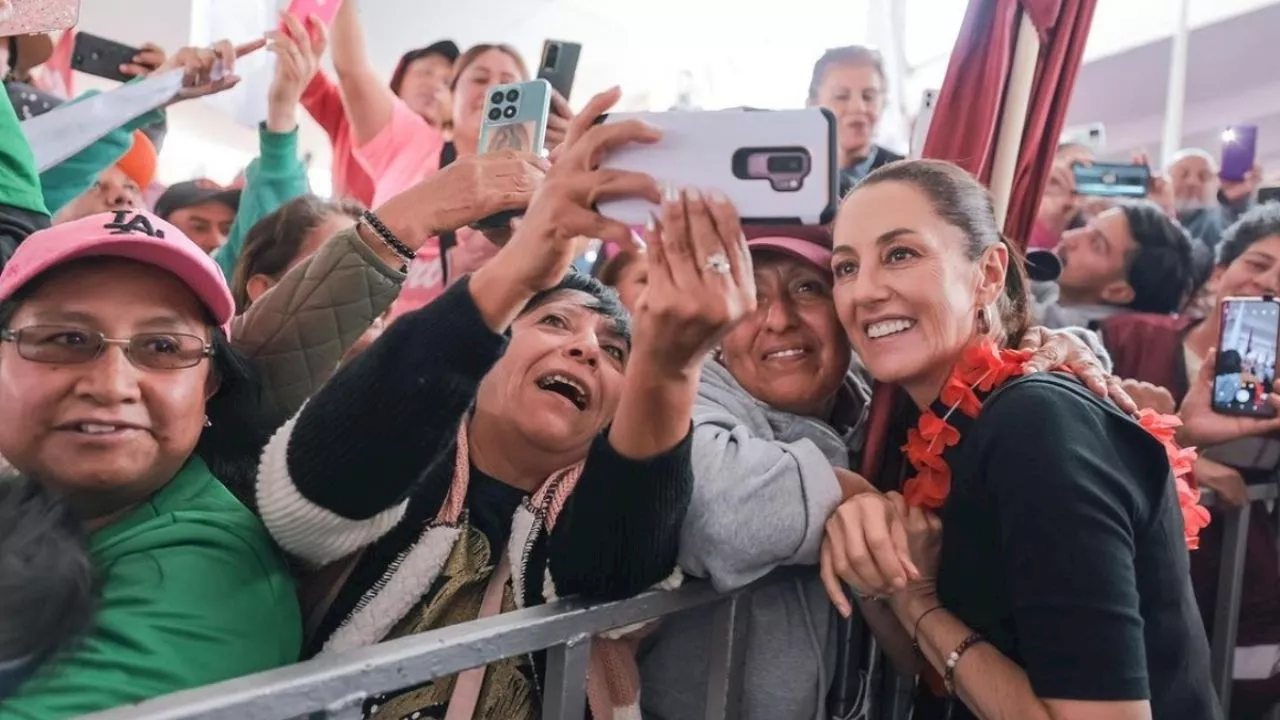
595,108,837,226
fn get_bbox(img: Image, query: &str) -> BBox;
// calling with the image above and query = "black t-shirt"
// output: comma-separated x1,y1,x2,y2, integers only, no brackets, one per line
465,465,529,554
918,373,1219,720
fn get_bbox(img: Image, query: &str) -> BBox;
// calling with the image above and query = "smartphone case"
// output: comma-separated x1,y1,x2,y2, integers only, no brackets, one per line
71,33,141,84
0,0,80,37
283,0,343,28
537,41,581,100
595,108,837,226
477,79,552,156
1221,125,1258,183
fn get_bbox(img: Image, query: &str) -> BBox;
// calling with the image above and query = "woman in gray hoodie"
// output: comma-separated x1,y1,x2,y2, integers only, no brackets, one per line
637,227,1121,720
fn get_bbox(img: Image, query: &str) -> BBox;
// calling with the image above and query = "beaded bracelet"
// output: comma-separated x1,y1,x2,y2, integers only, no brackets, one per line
943,632,987,696
359,210,416,262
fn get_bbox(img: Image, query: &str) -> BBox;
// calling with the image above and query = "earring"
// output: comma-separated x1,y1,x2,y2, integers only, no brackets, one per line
976,306,991,335
203,415,212,428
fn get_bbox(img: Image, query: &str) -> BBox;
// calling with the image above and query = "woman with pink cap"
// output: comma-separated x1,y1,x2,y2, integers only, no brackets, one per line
0,210,300,714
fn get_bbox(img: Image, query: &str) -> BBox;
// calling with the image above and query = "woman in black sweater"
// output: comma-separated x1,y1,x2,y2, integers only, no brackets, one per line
254,87,757,719
821,160,1218,720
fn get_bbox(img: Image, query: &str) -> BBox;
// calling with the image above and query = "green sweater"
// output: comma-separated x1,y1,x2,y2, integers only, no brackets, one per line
0,456,301,719
0,88,48,218
212,123,310,281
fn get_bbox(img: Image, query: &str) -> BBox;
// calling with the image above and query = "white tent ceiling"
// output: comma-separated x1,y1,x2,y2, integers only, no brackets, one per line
67,0,1280,186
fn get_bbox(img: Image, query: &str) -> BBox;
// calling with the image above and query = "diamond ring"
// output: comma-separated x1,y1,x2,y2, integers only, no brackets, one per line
704,253,731,275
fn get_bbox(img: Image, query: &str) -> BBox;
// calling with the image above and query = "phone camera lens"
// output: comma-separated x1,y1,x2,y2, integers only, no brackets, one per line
488,107,502,121
502,105,518,119
544,45,560,70
506,89,520,103
767,155,805,174
490,91,504,105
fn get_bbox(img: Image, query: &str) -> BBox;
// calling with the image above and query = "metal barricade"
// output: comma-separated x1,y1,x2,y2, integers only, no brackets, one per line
1203,483,1280,718
79,572,811,720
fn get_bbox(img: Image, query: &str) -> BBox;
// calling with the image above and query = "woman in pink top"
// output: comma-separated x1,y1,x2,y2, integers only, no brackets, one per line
300,39,457,206
317,0,572,318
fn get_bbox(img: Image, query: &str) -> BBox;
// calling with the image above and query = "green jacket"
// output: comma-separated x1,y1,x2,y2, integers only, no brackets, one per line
213,123,310,281
0,456,301,719
0,87,47,219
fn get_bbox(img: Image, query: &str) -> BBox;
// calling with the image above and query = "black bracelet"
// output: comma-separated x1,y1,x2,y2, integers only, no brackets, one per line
943,632,987,697
911,605,945,657
359,210,416,262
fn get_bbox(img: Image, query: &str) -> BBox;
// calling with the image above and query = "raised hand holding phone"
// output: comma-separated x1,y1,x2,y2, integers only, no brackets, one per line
266,13,329,131
282,0,344,30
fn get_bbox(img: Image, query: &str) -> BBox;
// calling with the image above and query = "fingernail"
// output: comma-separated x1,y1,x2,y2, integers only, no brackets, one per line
708,188,727,204
663,184,679,203
685,187,702,202
631,229,647,250
645,212,657,232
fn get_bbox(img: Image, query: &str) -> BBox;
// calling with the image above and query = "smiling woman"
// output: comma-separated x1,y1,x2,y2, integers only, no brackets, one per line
0,211,300,715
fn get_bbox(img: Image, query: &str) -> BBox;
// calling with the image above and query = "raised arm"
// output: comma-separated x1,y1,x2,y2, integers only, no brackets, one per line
329,0,396,145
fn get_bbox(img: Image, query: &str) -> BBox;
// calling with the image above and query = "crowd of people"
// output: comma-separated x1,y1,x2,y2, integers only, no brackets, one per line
1,2,1279,719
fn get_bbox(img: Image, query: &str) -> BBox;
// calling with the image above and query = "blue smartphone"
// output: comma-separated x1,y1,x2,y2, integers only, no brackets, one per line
1072,162,1150,198
473,79,552,230
478,79,552,155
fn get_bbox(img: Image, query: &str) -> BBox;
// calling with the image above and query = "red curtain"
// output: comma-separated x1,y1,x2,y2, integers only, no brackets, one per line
859,0,1098,483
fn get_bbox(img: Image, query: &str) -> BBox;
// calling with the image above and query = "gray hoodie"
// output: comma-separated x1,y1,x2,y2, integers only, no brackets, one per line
639,359,870,720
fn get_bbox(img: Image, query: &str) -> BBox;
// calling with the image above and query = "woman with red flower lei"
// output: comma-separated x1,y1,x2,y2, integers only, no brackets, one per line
821,160,1219,720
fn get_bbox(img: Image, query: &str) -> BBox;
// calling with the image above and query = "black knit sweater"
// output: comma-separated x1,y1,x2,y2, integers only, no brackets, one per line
257,277,694,655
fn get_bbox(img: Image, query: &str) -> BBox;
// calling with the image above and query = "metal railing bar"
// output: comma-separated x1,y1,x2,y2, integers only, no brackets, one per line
703,594,749,720
541,634,591,720
82,572,799,720
1202,485,1278,718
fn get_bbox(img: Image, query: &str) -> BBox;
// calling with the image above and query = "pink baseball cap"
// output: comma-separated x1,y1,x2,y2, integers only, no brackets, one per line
746,236,833,272
0,211,235,335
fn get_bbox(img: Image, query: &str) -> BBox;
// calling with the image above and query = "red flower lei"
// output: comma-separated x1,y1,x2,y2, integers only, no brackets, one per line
901,339,1210,550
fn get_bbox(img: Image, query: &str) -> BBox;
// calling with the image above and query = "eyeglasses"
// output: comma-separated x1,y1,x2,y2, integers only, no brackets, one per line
0,325,214,370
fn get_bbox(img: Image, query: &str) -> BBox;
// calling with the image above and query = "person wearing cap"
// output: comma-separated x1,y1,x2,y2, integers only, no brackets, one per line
0,210,300,715
640,219,1119,720
300,0,459,205
48,130,156,225
1033,201,1198,329
153,180,241,256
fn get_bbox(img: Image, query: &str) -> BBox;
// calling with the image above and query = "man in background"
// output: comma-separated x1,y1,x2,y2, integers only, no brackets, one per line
154,180,241,255
1034,201,1198,329
1168,147,1260,247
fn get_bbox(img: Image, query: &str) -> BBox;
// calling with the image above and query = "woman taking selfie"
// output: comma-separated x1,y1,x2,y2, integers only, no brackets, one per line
823,160,1218,719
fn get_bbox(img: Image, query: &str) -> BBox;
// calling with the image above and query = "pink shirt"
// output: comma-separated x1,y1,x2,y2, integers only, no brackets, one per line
354,98,500,319
300,73,376,206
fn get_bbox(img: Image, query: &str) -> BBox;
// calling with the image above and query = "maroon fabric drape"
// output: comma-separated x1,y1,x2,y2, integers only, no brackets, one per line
859,0,1098,483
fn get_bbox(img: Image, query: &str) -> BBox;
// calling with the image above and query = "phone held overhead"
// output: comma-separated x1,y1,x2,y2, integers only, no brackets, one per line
1221,125,1259,183
1212,296,1280,418
595,108,838,227
1072,161,1151,199
71,33,142,84
537,40,581,100
471,79,554,230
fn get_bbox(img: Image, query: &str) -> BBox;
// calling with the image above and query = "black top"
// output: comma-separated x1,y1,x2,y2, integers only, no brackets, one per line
467,467,529,552
284,278,694,658
919,373,1218,720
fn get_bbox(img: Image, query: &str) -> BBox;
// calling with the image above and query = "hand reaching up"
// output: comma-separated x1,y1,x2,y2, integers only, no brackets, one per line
159,38,268,102
266,14,329,131
1179,348,1280,446
631,187,756,379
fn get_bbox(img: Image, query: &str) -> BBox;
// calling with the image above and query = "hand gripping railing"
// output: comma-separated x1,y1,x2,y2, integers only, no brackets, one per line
80,570,803,720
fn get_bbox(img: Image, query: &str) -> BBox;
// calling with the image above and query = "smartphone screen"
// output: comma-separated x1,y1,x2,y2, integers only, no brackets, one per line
1212,297,1280,417
1072,162,1150,198
1221,125,1258,183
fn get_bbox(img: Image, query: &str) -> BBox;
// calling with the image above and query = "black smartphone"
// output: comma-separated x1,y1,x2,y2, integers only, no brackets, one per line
1072,162,1150,198
537,40,581,100
1212,297,1280,417
71,33,141,84
1257,186,1280,205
